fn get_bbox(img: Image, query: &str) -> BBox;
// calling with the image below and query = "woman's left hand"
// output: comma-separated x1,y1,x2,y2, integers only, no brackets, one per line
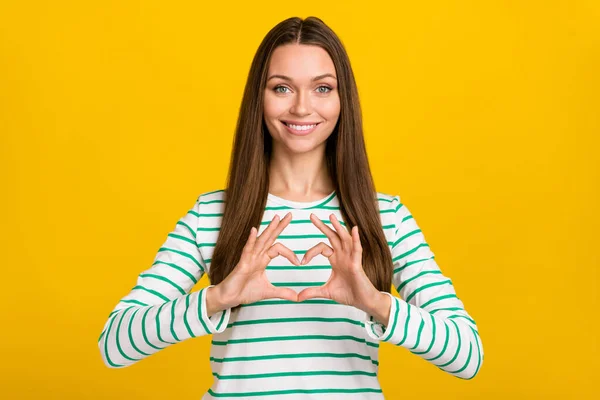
297,213,382,312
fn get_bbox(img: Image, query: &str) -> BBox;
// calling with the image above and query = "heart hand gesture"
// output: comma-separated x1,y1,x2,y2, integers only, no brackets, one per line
216,213,301,308
297,213,381,312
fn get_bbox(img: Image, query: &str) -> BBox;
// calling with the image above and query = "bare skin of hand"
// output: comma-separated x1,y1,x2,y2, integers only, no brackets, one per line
297,213,389,322
212,212,301,310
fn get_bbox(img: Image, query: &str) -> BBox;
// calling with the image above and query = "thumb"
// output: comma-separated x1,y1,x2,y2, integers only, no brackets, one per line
297,286,328,302
266,286,299,302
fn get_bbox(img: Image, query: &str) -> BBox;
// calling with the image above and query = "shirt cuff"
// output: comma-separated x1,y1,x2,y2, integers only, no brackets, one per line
364,291,397,341
198,285,231,334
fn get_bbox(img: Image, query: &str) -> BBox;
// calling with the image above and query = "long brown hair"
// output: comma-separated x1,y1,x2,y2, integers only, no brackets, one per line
208,16,393,293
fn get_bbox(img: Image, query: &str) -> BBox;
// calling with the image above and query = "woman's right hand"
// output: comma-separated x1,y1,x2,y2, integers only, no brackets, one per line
214,212,301,308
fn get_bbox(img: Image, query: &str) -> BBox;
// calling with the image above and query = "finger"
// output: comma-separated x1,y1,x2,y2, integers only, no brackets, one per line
265,212,293,245
351,226,363,265
266,285,299,302
297,286,328,302
329,214,352,250
245,226,258,250
269,242,301,265
301,242,333,265
309,213,342,250
256,213,290,250
253,214,279,250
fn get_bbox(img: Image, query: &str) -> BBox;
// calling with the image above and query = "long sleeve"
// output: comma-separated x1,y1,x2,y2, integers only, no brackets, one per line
364,195,484,379
97,195,231,368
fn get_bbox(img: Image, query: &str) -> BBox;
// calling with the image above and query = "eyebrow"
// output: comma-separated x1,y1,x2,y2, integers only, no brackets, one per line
267,73,337,82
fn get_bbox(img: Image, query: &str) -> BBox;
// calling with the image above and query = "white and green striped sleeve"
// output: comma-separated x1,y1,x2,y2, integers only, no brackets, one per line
97,195,231,368
365,195,484,379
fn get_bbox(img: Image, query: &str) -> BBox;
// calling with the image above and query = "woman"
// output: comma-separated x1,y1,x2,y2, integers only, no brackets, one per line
98,16,483,399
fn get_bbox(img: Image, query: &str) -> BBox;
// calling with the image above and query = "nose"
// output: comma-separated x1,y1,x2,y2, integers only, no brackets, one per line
290,90,311,116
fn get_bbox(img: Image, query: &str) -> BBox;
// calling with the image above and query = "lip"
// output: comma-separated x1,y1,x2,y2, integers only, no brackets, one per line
280,120,321,136
281,119,322,125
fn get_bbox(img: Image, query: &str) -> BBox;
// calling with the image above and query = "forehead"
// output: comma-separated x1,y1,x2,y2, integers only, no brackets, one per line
268,44,336,79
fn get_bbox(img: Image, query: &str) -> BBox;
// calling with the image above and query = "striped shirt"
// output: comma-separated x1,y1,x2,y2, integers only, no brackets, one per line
98,189,484,399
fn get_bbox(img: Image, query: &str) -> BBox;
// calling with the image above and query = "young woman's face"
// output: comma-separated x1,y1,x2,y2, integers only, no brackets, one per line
263,43,341,153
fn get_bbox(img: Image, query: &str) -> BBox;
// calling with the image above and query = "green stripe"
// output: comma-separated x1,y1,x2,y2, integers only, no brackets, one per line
397,301,411,345
199,199,225,205
176,221,196,238
181,294,195,338
397,270,442,291
167,232,196,246
156,302,176,344
210,352,376,363
102,312,124,367
309,191,337,209
438,319,462,367
271,281,326,287
409,317,425,350
447,340,473,374
405,279,453,303
448,314,477,325
139,273,185,295
197,288,211,334
127,308,150,357
394,243,430,262
260,219,346,226
431,307,464,314
197,226,220,232
168,299,181,343
215,308,227,331
240,299,338,307
119,298,148,307
392,228,422,248
266,265,331,270
393,256,435,275
212,369,377,380
211,334,379,348
141,307,162,350
197,235,394,247
115,307,138,362
412,313,437,355
421,294,459,309
381,297,399,341
131,285,169,302
426,321,450,361
228,317,365,328
465,326,483,379
199,215,396,233
265,205,340,211
157,247,203,271
151,260,198,284
207,388,382,397
201,189,225,197
98,329,105,343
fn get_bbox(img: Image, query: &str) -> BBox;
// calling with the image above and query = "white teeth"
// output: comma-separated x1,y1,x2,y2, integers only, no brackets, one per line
287,123,316,131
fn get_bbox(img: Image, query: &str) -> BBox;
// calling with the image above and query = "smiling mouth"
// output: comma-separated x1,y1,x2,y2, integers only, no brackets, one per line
280,121,322,128
280,120,322,135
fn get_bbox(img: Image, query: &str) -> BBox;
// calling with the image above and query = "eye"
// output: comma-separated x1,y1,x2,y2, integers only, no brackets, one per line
316,85,333,94
273,85,290,94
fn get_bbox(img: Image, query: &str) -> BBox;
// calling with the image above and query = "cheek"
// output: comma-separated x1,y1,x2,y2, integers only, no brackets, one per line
263,92,288,118
316,98,341,119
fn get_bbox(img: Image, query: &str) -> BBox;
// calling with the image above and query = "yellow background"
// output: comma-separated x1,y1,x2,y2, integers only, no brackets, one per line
1,0,598,398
